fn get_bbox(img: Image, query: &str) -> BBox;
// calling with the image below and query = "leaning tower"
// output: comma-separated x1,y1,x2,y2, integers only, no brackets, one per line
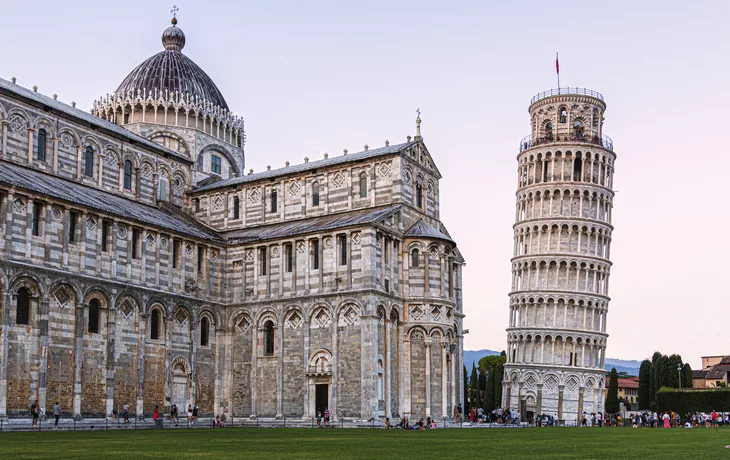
503,88,616,424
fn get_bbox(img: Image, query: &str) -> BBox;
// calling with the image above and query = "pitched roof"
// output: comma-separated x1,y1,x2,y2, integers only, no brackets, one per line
606,377,639,389
193,141,419,193
0,78,191,164
404,218,456,244
224,205,401,244
0,161,221,242
693,370,709,379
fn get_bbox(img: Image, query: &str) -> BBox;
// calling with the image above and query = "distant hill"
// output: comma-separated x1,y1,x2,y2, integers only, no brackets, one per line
464,349,640,376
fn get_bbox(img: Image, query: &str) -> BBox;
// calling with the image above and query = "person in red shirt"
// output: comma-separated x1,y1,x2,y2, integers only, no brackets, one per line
153,405,159,422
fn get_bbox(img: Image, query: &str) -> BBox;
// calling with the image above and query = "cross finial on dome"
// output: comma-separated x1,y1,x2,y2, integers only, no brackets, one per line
415,108,422,139
171,5,179,23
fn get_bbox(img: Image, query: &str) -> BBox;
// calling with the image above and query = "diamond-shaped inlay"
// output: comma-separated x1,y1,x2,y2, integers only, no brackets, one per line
545,374,559,390
86,216,97,231
331,171,345,188
141,163,152,178
566,376,579,392
410,305,425,321
342,306,359,326
377,162,391,177
119,300,134,318
146,233,155,246
10,115,25,133
175,309,187,325
525,374,537,389
245,249,254,261
351,233,361,245
212,195,224,210
13,198,26,213
429,247,439,259
210,249,218,261
105,151,117,165
54,287,71,307
404,169,413,182
287,180,300,196
236,317,251,335
185,243,193,255
287,311,302,329
248,188,261,203
430,306,442,321
314,309,331,328
297,241,306,253
585,379,595,392
427,182,434,197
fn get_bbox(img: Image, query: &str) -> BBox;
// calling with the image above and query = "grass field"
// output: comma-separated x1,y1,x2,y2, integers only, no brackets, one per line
1,427,729,459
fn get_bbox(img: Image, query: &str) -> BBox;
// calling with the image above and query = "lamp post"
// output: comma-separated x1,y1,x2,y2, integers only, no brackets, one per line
678,365,682,389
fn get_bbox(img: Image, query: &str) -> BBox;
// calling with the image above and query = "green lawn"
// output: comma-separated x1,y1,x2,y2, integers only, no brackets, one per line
1,427,729,459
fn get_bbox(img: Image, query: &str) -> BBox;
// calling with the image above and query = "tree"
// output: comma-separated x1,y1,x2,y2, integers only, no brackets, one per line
463,365,469,413
638,360,652,409
682,363,693,389
478,368,487,410
478,354,507,411
605,368,620,414
469,363,480,411
648,362,657,409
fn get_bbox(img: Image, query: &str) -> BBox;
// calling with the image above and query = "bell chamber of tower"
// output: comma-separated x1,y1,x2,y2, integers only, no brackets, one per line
503,88,617,423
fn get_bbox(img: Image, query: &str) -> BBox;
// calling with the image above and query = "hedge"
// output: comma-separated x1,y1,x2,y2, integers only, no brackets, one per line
657,388,730,413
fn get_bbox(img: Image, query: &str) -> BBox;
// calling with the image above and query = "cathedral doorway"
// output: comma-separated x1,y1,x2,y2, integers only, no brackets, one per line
315,384,329,413
171,362,188,411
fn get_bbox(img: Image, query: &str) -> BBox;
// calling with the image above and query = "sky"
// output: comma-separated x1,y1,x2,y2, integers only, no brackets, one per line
1,0,728,368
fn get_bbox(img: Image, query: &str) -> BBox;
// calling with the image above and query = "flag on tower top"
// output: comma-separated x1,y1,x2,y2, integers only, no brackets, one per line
556,53,559,74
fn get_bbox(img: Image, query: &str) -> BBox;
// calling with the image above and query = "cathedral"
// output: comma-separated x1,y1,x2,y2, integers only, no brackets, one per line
0,16,464,421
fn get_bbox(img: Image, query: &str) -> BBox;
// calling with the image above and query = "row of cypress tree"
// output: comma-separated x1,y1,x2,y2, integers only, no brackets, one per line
462,352,506,414
638,352,693,410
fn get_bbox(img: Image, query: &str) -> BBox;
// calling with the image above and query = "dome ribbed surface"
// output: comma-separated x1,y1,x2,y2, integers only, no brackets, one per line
115,24,228,110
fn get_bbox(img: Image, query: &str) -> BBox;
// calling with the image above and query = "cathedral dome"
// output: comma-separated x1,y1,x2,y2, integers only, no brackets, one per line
115,18,229,110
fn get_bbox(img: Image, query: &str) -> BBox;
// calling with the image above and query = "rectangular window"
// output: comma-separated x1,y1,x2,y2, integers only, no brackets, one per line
271,189,278,213
312,239,320,270
211,155,221,175
259,247,267,275
32,202,42,236
384,237,390,264
384,279,390,293
416,184,423,209
101,220,110,252
198,246,205,275
68,211,77,243
193,198,200,213
285,243,293,273
338,235,347,266
172,240,180,268
132,229,140,259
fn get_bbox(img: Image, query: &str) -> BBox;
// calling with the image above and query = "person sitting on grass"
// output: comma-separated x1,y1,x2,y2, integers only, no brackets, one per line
385,417,392,429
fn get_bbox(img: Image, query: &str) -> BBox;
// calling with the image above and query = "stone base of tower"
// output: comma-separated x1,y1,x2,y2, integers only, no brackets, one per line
502,365,606,424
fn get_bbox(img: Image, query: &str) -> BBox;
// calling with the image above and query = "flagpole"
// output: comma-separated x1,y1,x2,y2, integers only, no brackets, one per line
556,52,560,93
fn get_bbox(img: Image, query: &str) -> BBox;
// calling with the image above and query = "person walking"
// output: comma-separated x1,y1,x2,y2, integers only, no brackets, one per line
193,404,199,425
53,402,61,427
30,399,41,427
112,404,119,424
123,403,130,424
187,404,193,424
324,408,331,427
663,411,671,428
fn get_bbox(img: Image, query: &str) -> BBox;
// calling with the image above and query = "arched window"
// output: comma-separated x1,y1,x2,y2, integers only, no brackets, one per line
359,172,368,198
411,249,419,268
416,183,423,209
271,189,278,213
573,153,583,182
545,122,553,140
312,182,320,207
264,320,275,356
123,160,133,190
158,174,169,202
16,287,30,325
559,107,567,123
88,299,100,334
201,317,210,346
233,196,240,219
84,146,94,177
37,129,47,162
150,309,161,340
573,120,584,140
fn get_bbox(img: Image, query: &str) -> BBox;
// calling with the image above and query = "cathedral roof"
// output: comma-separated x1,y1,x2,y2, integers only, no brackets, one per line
114,18,229,110
224,205,401,244
0,160,221,242
404,218,455,245
193,140,420,193
0,78,191,164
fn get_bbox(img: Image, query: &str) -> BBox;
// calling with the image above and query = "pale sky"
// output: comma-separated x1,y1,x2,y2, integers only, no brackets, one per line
2,0,728,368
